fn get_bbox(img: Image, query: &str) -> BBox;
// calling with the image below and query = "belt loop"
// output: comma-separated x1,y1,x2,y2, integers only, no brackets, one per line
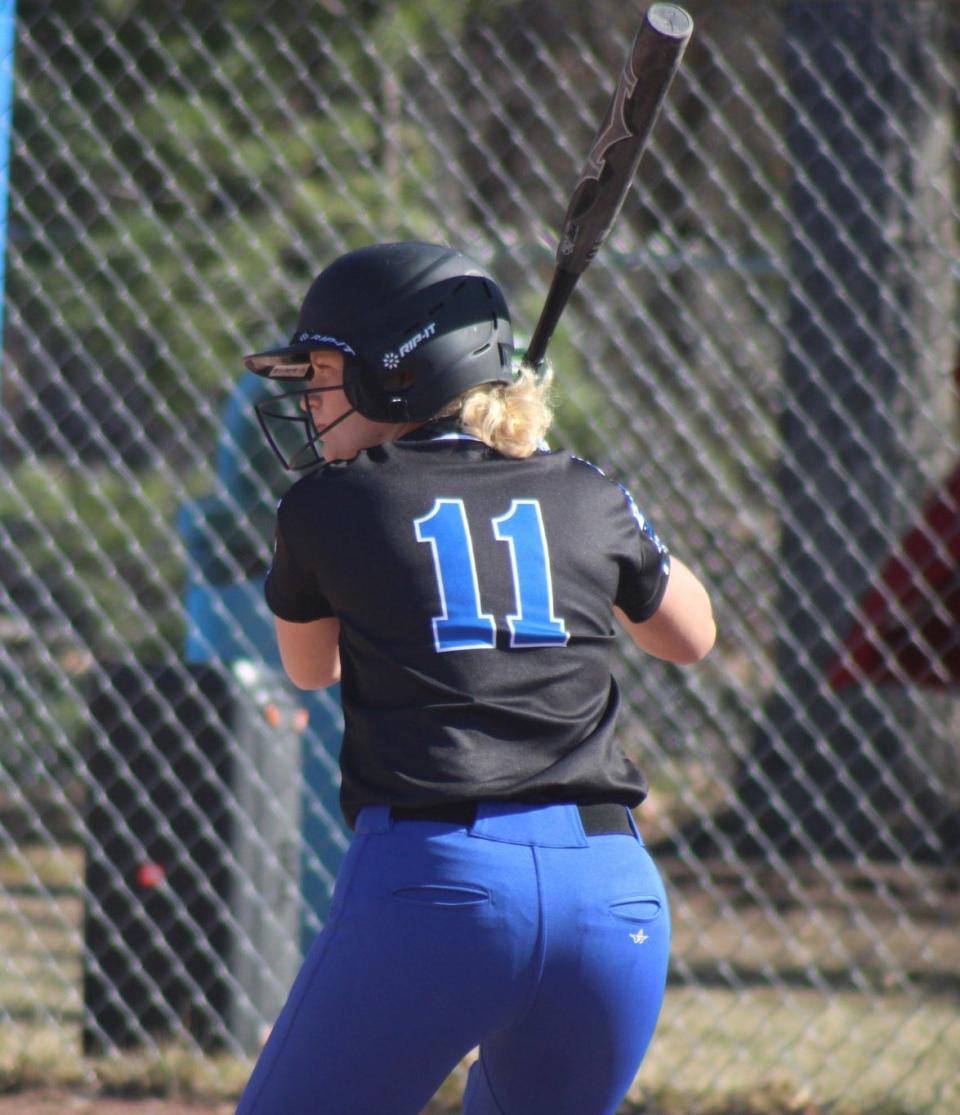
355,805,393,834
469,802,590,848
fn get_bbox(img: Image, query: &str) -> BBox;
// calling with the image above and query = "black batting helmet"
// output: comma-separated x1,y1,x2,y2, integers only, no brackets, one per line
243,242,514,467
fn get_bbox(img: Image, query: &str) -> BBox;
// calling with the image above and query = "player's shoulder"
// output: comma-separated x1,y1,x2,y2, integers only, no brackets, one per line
564,452,634,498
275,460,350,515
561,452,659,525
566,452,615,481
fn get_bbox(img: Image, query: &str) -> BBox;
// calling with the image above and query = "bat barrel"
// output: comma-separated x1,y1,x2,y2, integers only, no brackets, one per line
522,4,693,373
559,3,693,276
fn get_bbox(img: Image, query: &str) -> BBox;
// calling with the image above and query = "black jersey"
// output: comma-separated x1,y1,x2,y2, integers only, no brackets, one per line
265,424,670,827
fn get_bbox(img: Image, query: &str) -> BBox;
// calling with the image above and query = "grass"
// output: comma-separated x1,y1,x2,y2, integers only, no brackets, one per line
0,842,957,1113
0,1026,248,1101
633,987,960,1114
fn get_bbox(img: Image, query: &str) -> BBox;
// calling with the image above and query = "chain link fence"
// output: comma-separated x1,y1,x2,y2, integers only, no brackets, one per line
1,0,958,1110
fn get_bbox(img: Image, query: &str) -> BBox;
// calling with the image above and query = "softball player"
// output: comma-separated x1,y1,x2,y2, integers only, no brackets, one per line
236,242,715,1115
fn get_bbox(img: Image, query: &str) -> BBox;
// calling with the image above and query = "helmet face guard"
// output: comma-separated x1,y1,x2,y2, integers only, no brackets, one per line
254,386,356,471
243,243,514,469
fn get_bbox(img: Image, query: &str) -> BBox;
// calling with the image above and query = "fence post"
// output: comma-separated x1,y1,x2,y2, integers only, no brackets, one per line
0,0,15,369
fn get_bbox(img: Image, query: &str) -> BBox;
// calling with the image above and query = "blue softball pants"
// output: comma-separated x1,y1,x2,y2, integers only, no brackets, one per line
235,801,670,1115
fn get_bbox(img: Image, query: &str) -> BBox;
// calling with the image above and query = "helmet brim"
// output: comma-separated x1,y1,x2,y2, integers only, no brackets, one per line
243,333,358,378
242,344,314,379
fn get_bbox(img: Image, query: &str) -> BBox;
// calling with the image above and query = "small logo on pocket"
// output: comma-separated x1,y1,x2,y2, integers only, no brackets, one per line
630,929,649,944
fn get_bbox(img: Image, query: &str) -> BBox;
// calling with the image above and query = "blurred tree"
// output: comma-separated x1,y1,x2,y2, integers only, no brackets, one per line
5,0,475,467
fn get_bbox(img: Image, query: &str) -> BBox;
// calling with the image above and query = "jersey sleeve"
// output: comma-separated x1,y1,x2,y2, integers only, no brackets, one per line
612,484,671,623
263,487,335,622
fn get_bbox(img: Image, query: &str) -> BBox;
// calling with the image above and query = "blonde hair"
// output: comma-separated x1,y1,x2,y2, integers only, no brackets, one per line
441,365,555,458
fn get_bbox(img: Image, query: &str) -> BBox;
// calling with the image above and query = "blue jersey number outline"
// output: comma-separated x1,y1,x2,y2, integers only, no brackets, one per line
414,498,569,653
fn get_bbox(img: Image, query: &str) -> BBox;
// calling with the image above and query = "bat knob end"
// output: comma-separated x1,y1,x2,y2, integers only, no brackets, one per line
647,3,694,40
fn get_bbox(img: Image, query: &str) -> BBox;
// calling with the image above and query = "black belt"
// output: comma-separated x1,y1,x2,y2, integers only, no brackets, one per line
389,801,633,836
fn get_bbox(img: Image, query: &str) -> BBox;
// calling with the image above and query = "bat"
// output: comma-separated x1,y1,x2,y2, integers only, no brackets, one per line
522,3,693,372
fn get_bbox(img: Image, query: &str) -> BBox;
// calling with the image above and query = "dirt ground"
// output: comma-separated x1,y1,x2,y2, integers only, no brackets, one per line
0,1099,452,1114
0,1098,235,1114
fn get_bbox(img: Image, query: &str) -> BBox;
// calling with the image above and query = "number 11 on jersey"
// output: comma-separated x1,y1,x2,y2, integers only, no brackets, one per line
414,498,569,653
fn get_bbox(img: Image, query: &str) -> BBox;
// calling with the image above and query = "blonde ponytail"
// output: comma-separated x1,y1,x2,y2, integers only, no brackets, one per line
441,365,555,458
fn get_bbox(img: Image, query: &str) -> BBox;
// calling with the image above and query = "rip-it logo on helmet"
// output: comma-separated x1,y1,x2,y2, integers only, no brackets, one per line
295,332,357,355
383,322,437,370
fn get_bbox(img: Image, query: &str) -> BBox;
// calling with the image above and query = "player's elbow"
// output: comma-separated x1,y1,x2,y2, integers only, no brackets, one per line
616,611,716,665
668,618,717,665
284,660,341,690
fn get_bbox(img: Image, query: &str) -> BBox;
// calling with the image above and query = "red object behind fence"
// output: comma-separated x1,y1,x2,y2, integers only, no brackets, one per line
828,461,960,689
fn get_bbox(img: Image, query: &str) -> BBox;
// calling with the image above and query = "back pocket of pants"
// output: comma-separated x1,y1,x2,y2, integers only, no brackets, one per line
608,896,662,924
392,883,490,908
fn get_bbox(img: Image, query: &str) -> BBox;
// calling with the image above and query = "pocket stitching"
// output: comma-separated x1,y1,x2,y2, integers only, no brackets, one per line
608,896,662,924
391,883,490,907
